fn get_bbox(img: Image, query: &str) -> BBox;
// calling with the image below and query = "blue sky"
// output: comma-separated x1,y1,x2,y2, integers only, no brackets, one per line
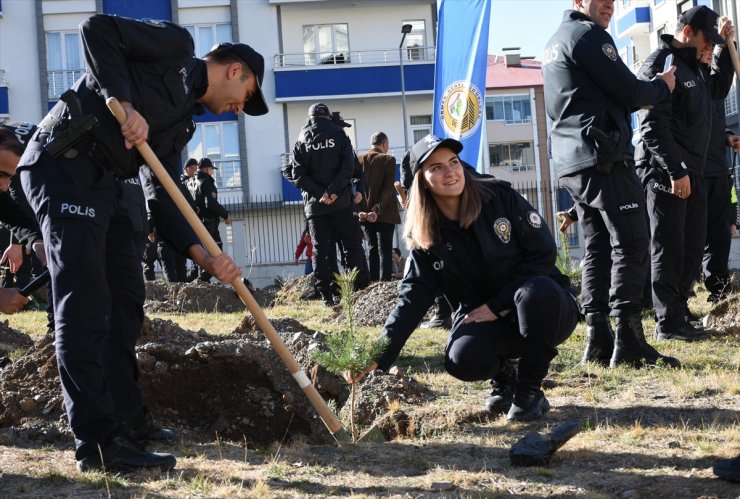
488,0,573,60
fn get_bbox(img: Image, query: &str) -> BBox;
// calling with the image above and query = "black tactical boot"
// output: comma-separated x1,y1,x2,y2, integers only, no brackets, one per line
76,435,176,473
610,313,681,368
129,410,177,443
581,312,614,365
484,359,517,414
507,385,550,422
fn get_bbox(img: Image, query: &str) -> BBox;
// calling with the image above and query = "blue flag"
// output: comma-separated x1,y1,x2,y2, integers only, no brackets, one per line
432,0,491,170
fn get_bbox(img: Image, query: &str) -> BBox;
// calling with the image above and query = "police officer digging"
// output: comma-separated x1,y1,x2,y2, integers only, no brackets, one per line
17,15,264,472
282,103,369,306
543,0,679,368
188,157,232,282
634,6,735,342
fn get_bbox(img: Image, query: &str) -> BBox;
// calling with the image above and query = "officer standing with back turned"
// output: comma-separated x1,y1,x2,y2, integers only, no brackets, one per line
17,15,263,472
543,0,679,368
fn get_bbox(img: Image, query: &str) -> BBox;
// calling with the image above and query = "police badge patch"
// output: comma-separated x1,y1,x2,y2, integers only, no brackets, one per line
493,217,511,244
602,43,618,61
526,211,542,229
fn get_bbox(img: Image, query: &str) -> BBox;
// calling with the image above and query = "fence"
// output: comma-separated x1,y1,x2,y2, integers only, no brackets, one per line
219,179,580,266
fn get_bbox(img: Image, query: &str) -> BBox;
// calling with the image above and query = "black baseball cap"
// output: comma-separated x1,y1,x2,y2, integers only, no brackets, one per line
198,158,217,169
409,134,463,177
206,42,268,116
308,102,331,117
680,6,724,45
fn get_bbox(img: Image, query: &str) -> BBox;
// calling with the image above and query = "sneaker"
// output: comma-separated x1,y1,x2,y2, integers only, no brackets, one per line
76,435,176,473
713,455,740,482
654,323,709,342
506,388,550,422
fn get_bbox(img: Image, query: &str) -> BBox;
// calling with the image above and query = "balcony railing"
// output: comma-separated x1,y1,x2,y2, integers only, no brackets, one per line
274,46,436,68
47,69,85,100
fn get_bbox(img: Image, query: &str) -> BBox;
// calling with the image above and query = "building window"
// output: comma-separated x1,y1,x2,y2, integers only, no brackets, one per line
410,114,432,144
485,95,532,125
489,142,535,171
184,24,232,57
402,20,427,61
303,24,349,65
187,122,241,189
726,82,738,117
677,0,694,15
46,31,84,100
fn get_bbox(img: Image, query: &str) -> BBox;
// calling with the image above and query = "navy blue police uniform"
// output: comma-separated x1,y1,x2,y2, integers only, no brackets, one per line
376,178,579,418
188,158,229,281
282,103,369,305
702,101,736,302
543,8,677,367
635,26,733,339
16,15,215,469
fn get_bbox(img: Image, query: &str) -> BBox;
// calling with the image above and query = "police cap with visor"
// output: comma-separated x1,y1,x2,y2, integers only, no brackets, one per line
409,134,463,177
680,5,725,45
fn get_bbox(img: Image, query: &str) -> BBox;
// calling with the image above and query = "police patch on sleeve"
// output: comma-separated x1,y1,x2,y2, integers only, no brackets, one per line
493,217,511,244
142,18,166,28
526,211,542,229
211,192,217,198
602,43,618,61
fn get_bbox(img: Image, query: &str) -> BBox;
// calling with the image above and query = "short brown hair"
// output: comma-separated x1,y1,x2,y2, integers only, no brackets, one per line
0,128,23,156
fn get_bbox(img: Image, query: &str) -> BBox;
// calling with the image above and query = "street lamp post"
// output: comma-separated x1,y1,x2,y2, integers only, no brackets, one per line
399,24,413,152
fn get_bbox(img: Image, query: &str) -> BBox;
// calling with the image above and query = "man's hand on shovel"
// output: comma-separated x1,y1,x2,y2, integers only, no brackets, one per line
189,244,241,284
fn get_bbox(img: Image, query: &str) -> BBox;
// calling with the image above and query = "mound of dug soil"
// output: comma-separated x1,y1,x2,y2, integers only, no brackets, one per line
0,318,355,446
273,274,321,305
703,296,740,335
0,321,34,359
144,280,274,313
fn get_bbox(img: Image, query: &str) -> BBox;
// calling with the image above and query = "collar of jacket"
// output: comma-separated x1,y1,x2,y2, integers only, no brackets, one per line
366,146,384,154
660,34,700,71
564,9,598,26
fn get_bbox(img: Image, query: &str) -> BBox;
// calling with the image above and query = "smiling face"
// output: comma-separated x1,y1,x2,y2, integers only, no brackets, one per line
575,0,615,29
421,147,465,200
203,63,258,115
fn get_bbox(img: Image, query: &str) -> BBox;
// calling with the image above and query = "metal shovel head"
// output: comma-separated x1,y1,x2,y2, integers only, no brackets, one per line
358,425,386,443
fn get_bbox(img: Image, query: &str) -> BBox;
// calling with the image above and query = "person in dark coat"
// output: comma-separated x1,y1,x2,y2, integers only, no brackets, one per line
351,135,579,422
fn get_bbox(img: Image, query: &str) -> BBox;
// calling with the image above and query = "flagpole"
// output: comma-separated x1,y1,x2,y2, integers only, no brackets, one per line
400,24,412,151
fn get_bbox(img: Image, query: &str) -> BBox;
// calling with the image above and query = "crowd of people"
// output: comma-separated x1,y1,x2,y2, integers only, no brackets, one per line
0,0,736,482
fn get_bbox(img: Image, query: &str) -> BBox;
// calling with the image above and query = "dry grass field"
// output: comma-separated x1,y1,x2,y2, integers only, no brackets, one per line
0,288,737,498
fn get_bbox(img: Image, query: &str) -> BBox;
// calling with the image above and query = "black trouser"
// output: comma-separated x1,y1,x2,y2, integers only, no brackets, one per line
310,206,368,302
362,221,395,282
444,276,578,383
198,217,222,282
157,241,185,282
703,175,733,299
20,152,146,460
643,171,707,332
561,162,649,316
142,238,159,281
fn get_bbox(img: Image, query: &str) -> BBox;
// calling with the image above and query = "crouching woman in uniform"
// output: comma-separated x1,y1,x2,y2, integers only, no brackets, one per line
351,135,579,422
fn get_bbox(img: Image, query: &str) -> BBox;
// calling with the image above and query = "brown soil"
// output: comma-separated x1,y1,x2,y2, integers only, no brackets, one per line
143,280,276,313
703,294,740,334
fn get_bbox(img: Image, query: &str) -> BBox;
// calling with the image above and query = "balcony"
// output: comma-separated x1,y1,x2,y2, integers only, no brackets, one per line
274,47,435,101
47,69,85,100
616,3,651,40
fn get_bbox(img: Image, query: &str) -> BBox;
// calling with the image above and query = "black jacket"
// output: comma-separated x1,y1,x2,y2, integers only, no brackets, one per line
18,14,203,255
543,10,670,178
635,35,734,179
705,100,734,178
189,171,229,221
375,179,571,371
283,117,355,218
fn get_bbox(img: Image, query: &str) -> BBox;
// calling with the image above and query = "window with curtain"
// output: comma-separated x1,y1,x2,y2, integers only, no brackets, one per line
46,31,84,99
303,24,349,65
410,115,432,144
489,142,535,171
184,24,232,57
186,122,241,190
485,95,532,125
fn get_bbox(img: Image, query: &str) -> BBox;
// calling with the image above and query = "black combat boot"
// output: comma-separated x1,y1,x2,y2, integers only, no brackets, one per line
129,409,177,443
76,435,176,473
581,312,614,365
484,359,517,414
507,370,550,422
610,313,681,368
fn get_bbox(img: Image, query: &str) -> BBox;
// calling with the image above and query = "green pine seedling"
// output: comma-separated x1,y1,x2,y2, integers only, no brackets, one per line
311,268,389,440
